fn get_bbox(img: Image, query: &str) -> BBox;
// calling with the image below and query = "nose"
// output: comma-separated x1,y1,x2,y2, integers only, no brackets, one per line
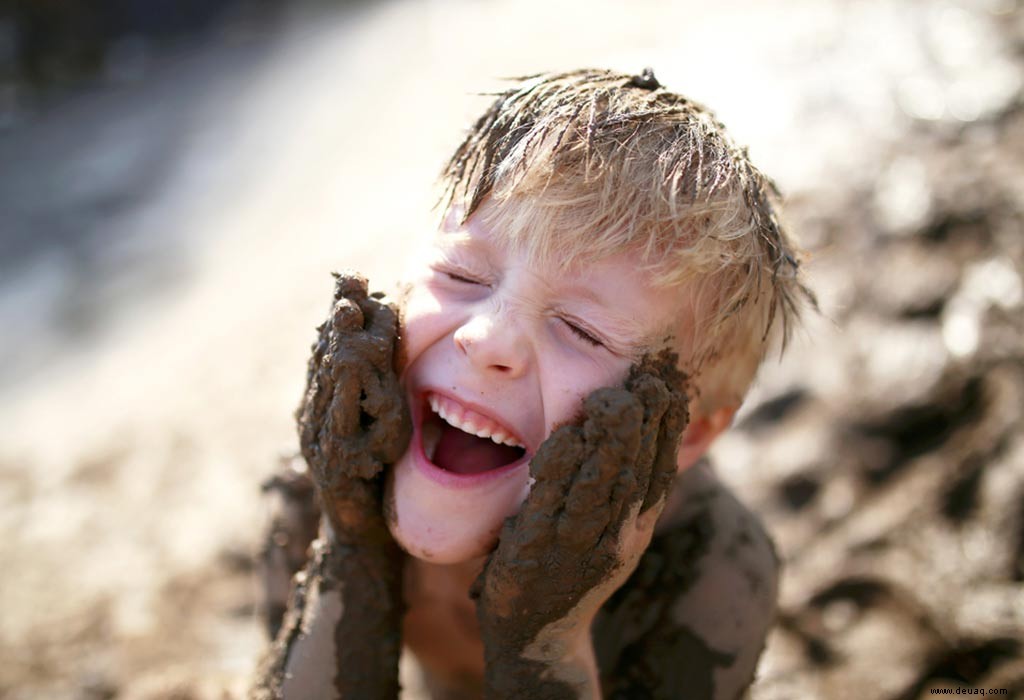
453,311,530,378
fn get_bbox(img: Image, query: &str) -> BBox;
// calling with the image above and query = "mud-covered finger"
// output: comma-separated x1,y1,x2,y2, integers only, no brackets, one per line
640,382,689,514
626,372,671,516
301,321,330,395
331,270,370,304
327,357,366,436
320,473,379,530
296,330,340,474
330,295,366,338
509,424,583,560
359,294,400,344
589,388,644,537
357,368,412,471
526,423,585,515
560,388,643,546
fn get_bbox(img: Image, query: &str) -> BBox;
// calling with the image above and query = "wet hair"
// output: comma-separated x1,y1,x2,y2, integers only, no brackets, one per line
439,68,815,414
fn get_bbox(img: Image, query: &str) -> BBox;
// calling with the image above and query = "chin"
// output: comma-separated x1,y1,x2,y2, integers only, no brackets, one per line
385,454,531,563
383,394,533,564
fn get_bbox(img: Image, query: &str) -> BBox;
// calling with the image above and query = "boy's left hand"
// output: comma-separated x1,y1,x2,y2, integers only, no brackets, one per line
471,354,688,694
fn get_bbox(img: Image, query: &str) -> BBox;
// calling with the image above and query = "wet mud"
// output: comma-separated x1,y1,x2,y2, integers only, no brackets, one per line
469,351,688,698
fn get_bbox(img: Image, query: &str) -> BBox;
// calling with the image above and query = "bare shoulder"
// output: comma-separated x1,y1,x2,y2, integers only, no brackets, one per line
593,460,780,700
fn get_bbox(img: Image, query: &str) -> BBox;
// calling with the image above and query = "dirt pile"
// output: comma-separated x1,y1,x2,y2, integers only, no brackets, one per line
722,63,1024,699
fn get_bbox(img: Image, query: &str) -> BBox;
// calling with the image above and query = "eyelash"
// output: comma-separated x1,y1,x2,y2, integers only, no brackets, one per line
562,318,604,348
445,271,483,285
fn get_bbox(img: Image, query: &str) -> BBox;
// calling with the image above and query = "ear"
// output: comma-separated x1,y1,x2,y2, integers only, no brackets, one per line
676,405,738,473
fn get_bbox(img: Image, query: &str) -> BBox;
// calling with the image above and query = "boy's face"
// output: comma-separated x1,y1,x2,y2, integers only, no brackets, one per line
385,203,683,564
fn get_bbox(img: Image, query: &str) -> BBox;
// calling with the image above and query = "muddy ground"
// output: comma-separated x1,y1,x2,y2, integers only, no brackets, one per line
1,1,1022,698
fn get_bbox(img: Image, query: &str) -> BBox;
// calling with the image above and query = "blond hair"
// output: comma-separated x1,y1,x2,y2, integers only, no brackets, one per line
439,68,815,415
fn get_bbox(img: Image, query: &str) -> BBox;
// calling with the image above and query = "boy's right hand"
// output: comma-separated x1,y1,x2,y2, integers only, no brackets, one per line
254,273,410,700
295,271,411,551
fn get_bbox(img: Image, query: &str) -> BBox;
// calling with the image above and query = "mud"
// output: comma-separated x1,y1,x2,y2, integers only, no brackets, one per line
469,351,688,698
252,272,412,697
296,271,411,495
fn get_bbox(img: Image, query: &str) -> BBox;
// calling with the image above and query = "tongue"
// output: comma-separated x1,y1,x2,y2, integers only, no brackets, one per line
433,423,523,475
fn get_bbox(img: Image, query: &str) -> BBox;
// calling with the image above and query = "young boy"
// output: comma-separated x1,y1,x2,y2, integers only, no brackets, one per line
251,68,812,700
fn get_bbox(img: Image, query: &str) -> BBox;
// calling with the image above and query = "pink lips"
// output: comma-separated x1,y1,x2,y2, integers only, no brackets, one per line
410,391,531,489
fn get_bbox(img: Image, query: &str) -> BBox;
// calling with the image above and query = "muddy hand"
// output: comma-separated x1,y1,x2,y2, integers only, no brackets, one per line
296,270,412,549
471,352,688,696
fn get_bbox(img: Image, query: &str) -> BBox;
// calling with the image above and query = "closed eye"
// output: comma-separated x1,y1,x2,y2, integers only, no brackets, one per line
446,271,484,285
562,318,605,348
446,270,485,286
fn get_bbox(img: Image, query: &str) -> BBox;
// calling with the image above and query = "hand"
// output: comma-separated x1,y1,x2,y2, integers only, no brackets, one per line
296,271,411,551
276,271,410,699
470,353,688,697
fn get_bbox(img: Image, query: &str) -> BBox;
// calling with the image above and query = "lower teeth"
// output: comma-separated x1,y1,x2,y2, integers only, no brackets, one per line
422,420,442,461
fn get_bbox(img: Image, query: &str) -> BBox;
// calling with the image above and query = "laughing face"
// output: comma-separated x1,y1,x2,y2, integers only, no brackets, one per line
384,204,683,563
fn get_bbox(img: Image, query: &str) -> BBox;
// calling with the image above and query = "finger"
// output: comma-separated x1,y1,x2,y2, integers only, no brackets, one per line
330,354,367,438
332,270,370,305
641,380,689,514
561,388,642,549
625,372,671,517
301,321,332,417
360,294,400,347
591,388,644,539
331,296,366,338
353,297,400,373
507,423,583,562
528,423,584,515
470,514,533,608
297,327,339,476
301,321,330,395
357,367,412,472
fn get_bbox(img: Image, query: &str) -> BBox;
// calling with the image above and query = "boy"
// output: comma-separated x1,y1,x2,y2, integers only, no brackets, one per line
252,68,812,700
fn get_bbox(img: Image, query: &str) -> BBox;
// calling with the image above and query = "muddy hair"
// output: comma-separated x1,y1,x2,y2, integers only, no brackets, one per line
439,68,815,414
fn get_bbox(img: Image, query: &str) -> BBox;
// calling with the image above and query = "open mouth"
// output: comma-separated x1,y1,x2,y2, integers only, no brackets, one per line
419,392,528,475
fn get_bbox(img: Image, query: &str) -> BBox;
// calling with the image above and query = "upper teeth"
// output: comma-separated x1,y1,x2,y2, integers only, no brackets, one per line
428,395,524,448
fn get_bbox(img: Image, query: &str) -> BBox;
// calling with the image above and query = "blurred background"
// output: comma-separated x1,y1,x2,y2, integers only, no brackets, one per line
1,0,1022,698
